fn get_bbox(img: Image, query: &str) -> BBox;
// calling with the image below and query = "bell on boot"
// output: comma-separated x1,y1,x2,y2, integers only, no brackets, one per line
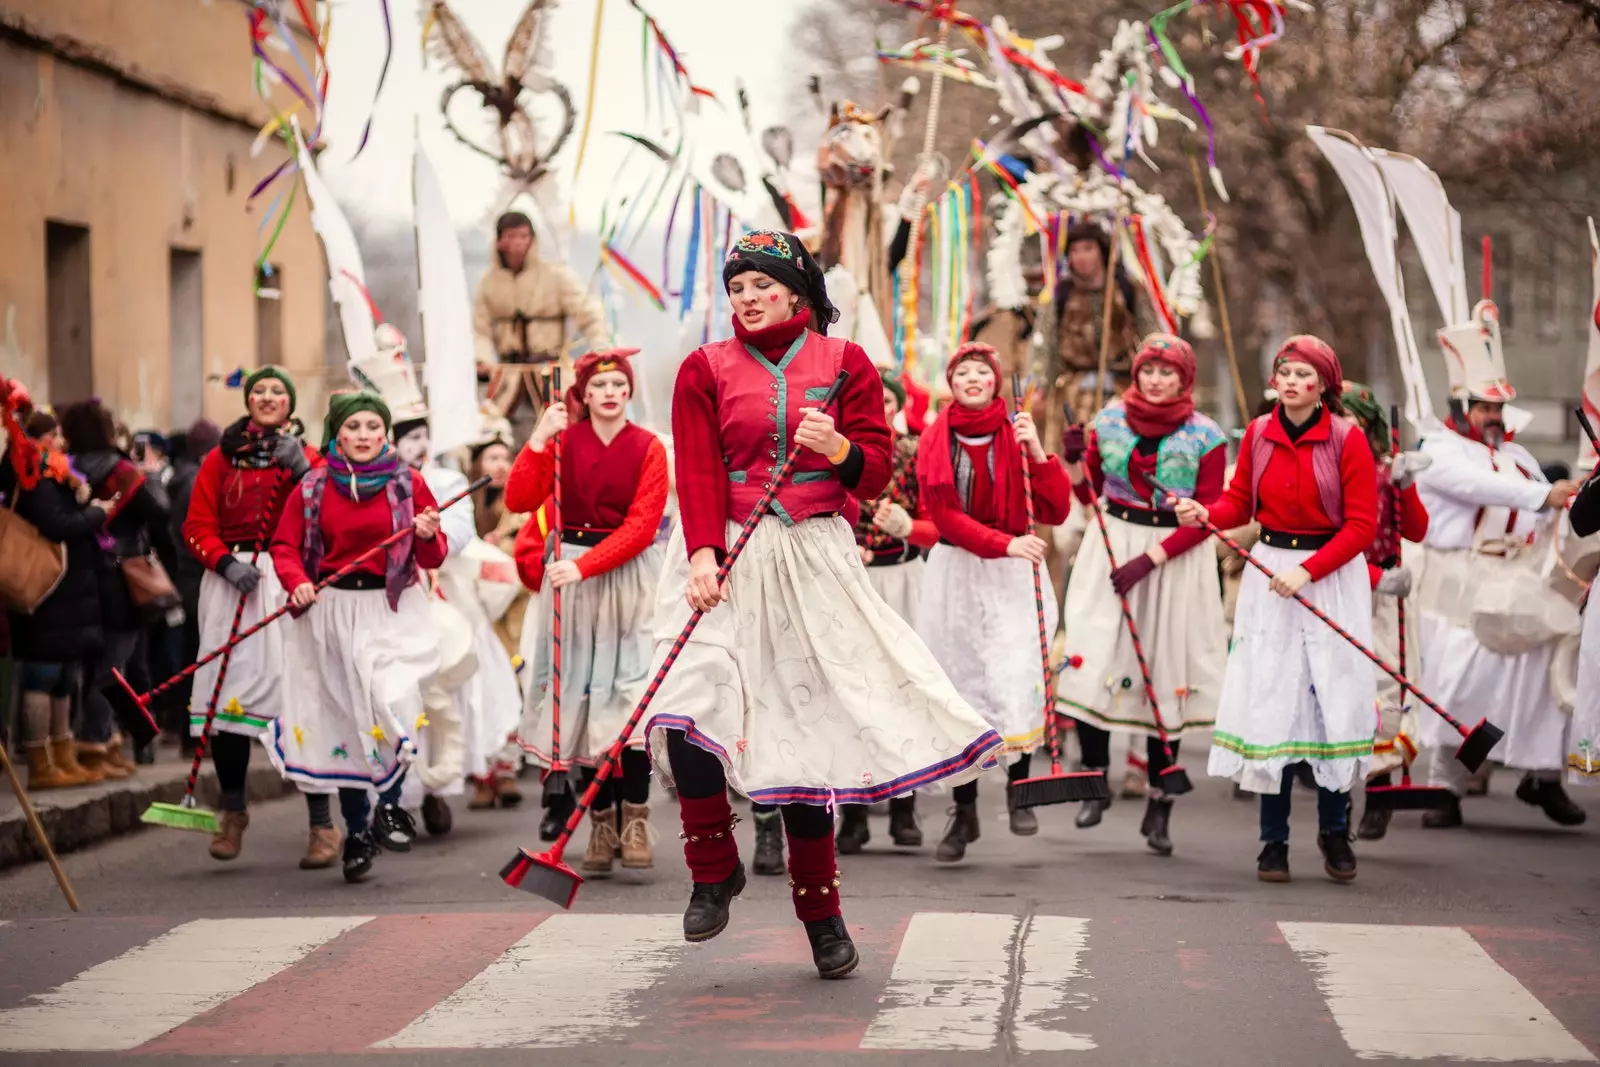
835,804,870,855
935,802,979,862
1075,796,1109,829
805,916,859,979
684,861,746,943
888,795,922,847
752,810,786,876
1142,797,1174,855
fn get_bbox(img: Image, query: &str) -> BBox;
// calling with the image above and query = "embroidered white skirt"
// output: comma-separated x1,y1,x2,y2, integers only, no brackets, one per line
916,543,1057,761
521,541,664,767
643,516,1001,805
863,555,925,624
189,567,288,738
1208,545,1376,794
264,584,438,793
1054,511,1224,738
1569,602,1600,786
1369,585,1423,777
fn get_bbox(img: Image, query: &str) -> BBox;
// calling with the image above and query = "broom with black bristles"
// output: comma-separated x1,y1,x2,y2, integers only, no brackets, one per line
106,477,490,730
1176,496,1504,772
143,472,284,833
1006,376,1111,810
1078,472,1193,796
501,371,852,906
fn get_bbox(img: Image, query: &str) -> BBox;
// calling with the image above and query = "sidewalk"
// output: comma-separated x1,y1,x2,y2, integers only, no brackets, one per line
0,741,292,869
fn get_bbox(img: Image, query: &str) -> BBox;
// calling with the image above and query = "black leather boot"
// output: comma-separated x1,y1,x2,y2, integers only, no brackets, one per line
1006,784,1039,835
935,802,980,862
1516,776,1588,826
835,804,871,854
1142,797,1174,855
888,795,922,846
1075,797,1109,829
683,861,747,942
751,810,786,875
804,916,859,979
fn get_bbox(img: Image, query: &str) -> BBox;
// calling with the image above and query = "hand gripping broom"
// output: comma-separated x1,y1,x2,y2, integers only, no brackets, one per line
1363,406,1454,814
1006,379,1112,809
501,372,852,906
1181,502,1504,772
1078,472,1193,796
105,477,491,730
542,368,572,805
143,472,284,833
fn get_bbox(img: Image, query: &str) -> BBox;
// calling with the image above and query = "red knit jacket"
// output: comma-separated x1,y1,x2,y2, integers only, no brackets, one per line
926,439,1073,559
270,469,448,590
182,444,320,570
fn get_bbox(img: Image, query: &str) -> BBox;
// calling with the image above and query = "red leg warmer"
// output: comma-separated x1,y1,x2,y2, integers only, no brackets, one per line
786,830,842,922
678,792,740,883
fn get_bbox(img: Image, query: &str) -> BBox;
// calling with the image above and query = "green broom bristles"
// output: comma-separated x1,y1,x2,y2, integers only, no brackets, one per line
141,801,221,834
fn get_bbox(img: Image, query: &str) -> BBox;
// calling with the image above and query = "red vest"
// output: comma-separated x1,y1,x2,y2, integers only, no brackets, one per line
561,419,652,532
701,329,847,525
1249,411,1352,526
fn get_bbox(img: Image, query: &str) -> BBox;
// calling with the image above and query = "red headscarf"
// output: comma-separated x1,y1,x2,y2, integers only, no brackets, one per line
917,343,1026,530
1121,333,1196,438
1273,335,1346,411
565,348,641,420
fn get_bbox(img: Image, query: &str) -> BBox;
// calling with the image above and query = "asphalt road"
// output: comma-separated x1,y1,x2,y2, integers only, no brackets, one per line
0,763,1595,1067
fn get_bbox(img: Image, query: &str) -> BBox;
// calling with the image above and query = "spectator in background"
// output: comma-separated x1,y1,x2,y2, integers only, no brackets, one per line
133,430,174,490
166,419,219,751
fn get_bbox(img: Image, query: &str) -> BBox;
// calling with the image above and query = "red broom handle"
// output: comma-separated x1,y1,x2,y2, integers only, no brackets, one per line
542,371,852,862
1079,476,1181,757
181,470,285,801
1011,376,1055,763
130,476,490,705
550,369,566,773
1187,509,1472,738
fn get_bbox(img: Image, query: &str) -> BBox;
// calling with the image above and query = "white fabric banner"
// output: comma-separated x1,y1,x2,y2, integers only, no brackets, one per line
1371,150,1469,324
293,122,376,371
1584,218,1600,470
414,146,482,459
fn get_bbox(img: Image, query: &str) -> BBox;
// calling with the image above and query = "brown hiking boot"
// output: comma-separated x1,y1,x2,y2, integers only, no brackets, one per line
469,776,498,810
582,806,620,876
209,811,250,861
77,743,129,781
25,744,77,790
104,735,138,775
300,826,343,869
49,737,97,786
620,802,655,869
495,771,523,808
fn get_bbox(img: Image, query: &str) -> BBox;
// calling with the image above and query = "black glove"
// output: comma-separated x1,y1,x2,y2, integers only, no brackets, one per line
219,556,261,595
271,432,310,478
1060,423,1087,464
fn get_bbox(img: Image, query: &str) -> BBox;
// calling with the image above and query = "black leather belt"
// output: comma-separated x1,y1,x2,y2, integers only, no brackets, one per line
1259,527,1333,551
320,572,385,591
562,527,614,547
865,543,923,567
1104,502,1178,528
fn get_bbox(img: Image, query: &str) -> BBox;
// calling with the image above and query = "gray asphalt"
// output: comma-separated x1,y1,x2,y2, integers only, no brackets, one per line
1,764,1596,1067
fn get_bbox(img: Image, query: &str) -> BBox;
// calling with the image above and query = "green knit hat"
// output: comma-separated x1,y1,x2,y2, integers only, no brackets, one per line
879,366,907,411
1340,380,1389,456
321,391,392,453
243,366,298,414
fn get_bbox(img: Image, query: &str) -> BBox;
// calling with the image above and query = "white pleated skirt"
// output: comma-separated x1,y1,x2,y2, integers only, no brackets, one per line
190,567,288,738
863,555,925,624
642,516,1001,805
521,541,664,767
1569,602,1600,786
1208,545,1376,794
265,584,439,793
916,543,1057,761
1054,511,1224,738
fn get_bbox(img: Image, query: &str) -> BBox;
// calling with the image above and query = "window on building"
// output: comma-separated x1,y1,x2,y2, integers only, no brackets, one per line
256,263,282,368
170,248,204,426
46,221,93,404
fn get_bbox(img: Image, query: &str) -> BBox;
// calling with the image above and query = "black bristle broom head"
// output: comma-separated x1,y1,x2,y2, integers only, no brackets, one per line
1010,768,1110,809
500,847,583,909
1156,765,1194,797
1362,784,1457,812
104,668,161,748
1455,719,1504,773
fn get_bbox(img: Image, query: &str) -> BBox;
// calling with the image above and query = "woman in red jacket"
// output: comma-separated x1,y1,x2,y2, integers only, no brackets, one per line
508,348,670,877
266,392,449,884
182,367,318,864
915,342,1074,862
645,230,999,980
1176,337,1378,884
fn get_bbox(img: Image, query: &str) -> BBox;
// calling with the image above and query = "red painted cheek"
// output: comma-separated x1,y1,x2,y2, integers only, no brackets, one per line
769,294,780,303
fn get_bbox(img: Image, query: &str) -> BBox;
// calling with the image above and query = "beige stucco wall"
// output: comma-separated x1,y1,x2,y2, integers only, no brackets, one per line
0,0,327,431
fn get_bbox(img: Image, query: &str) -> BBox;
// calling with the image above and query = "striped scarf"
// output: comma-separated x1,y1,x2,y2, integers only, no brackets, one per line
324,444,400,502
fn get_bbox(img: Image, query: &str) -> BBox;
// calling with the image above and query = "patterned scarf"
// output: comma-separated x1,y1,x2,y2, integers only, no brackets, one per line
324,444,401,502
220,417,280,470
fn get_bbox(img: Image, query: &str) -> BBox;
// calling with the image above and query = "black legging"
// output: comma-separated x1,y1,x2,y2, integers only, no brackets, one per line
210,731,253,812
1075,721,1181,778
580,747,652,808
667,729,831,839
952,753,1032,804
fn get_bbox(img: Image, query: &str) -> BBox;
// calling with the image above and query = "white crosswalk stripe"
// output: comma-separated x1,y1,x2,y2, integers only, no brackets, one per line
1013,915,1096,1052
1281,921,1597,1063
860,912,1022,1051
376,914,684,1049
0,915,372,1052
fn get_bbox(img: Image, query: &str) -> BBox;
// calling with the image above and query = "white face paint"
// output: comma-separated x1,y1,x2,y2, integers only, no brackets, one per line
395,425,431,469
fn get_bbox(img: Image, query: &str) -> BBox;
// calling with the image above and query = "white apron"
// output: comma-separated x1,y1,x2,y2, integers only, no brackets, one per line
1208,545,1376,794
1569,602,1599,786
264,584,438,793
189,567,288,738
862,555,925,624
521,541,664,767
916,543,1057,761
1369,583,1423,777
643,516,1001,805
1055,510,1224,738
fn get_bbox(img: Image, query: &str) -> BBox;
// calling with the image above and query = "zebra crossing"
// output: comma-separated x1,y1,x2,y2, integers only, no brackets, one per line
0,910,1592,1061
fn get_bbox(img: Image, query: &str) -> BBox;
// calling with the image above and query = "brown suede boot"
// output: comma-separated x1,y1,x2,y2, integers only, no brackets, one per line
300,826,343,869
49,737,98,786
620,802,655,869
25,744,77,790
468,776,498,810
104,734,138,775
582,806,620,876
77,743,129,781
495,770,523,808
209,810,250,861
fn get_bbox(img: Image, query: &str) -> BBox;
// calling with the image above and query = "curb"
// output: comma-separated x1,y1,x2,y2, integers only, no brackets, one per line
0,764,293,870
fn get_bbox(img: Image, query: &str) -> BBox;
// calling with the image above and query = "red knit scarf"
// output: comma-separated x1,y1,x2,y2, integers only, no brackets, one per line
1121,387,1194,438
917,397,1025,531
